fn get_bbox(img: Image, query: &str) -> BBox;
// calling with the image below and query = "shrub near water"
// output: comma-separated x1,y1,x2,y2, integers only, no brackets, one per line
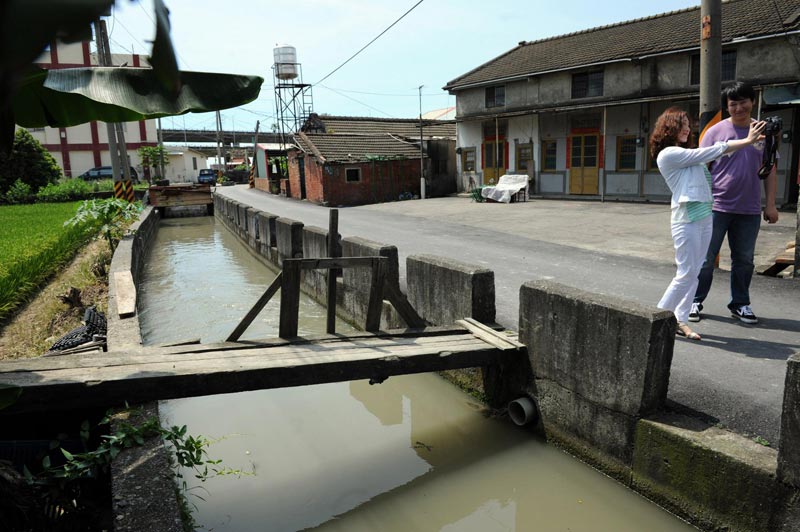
0,202,92,321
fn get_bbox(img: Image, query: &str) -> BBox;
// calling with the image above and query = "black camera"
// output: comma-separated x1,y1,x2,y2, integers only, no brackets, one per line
763,116,782,136
758,116,782,179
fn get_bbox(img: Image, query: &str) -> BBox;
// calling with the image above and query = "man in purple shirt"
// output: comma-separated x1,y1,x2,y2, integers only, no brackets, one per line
690,82,780,324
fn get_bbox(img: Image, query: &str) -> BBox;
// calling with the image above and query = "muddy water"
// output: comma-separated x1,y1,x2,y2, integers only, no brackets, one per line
142,216,696,532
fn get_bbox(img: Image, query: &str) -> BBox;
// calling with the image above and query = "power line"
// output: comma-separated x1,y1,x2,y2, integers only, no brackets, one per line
107,15,148,56
313,0,425,86
318,84,395,118
321,85,448,97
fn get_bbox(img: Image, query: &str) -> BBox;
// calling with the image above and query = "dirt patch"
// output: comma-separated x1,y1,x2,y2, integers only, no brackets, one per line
0,238,110,361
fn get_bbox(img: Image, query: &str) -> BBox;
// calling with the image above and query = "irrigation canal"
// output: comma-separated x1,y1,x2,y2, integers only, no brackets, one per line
138,216,697,531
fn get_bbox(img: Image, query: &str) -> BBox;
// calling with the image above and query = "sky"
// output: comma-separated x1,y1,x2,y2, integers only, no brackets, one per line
106,0,702,132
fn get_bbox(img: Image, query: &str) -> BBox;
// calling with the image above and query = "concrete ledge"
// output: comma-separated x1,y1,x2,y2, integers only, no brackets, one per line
633,412,789,532
520,280,675,416
406,254,495,325
275,217,303,264
341,236,403,329
779,352,800,487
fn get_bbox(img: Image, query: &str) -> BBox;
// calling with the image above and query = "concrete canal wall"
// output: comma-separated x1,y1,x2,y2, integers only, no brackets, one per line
213,192,800,532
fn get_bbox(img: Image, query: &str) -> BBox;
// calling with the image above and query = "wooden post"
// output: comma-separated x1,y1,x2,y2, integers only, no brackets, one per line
279,260,301,338
365,258,386,331
327,209,339,334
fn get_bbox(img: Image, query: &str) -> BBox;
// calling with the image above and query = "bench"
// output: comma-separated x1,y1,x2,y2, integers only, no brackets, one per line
759,241,796,277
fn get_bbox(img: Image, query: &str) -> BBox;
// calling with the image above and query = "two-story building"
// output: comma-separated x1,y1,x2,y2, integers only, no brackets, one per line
25,39,158,178
444,0,800,205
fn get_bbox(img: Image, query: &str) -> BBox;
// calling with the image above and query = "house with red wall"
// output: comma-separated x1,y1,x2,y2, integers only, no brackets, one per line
289,131,423,206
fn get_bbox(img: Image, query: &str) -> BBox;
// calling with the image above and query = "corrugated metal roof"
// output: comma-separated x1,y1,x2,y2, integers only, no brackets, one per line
444,0,800,90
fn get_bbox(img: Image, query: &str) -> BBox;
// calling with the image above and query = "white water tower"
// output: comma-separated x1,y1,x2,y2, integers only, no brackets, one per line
273,45,298,80
272,44,313,147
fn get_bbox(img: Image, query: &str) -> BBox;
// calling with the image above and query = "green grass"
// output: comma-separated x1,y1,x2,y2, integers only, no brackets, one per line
0,202,93,322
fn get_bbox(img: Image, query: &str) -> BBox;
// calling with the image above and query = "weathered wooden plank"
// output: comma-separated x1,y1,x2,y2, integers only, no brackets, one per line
279,260,301,338
365,258,386,331
0,336,520,416
227,272,283,342
114,271,136,318
0,334,486,372
457,318,525,349
383,280,427,328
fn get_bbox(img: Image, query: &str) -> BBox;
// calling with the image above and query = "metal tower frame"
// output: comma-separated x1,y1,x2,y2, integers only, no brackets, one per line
272,63,313,148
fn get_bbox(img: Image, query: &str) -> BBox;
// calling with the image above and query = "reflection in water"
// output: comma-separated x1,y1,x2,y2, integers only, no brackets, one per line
138,217,354,345
145,216,695,532
161,375,696,532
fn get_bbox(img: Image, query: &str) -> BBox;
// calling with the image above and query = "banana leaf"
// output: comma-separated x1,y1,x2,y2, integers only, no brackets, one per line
13,66,263,128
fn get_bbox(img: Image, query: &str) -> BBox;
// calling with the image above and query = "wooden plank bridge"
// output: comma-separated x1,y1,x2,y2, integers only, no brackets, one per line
0,322,523,416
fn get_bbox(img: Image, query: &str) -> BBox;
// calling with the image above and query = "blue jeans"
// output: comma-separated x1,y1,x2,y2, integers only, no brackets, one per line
694,211,761,309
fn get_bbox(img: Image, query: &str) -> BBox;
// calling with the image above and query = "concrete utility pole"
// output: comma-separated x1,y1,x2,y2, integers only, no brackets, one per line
216,110,223,177
699,0,722,140
96,20,131,182
419,85,425,199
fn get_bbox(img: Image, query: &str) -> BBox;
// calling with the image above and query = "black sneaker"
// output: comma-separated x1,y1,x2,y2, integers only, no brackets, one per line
731,305,758,324
688,302,702,322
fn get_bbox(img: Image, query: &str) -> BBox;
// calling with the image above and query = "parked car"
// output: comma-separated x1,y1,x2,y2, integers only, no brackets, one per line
197,169,217,185
78,166,139,183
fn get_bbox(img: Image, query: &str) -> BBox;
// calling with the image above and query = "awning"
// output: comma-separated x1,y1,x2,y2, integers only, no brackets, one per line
762,84,800,105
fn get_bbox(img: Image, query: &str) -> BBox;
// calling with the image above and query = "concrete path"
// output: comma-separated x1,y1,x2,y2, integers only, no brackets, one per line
215,185,799,445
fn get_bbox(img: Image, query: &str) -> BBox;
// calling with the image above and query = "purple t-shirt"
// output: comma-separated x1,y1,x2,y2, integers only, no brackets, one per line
699,119,763,215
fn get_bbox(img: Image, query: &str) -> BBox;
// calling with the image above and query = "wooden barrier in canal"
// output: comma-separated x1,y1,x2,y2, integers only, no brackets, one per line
148,183,213,209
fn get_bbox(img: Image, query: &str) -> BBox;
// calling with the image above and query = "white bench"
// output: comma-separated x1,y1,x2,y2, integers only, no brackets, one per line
480,174,529,203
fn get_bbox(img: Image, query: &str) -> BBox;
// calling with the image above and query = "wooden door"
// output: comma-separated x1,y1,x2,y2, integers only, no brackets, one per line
569,134,599,195
483,141,507,184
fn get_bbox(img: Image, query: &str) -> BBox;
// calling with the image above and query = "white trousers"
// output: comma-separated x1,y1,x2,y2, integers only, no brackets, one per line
658,217,713,324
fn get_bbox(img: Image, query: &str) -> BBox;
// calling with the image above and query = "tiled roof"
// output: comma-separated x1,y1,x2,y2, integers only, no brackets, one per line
295,132,422,163
444,0,800,90
306,115,456,139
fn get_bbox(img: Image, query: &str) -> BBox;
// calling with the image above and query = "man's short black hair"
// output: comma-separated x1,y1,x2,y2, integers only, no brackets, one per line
722,81,756,107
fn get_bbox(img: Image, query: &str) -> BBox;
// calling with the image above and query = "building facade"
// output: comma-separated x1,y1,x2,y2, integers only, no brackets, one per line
445,0,800,205
25,40,158,178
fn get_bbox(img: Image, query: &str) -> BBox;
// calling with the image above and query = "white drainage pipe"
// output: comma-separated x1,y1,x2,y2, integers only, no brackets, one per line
508,397,537,426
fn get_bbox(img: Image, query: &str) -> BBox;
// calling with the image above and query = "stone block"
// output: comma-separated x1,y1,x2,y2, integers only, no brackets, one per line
519,280,675,417
340,237,402,329
255,212,278,256
302,226,331,298
275,217,303,264
406,254,495,326
245,208,259,247
779,352,800,487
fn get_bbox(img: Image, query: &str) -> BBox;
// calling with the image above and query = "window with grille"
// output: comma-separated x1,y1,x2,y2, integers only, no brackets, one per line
517,145,533,171
617,136,638,171
485,85,506,108
572,70,604,99
542,140,557,171
690,50,736,85
462,148,476,172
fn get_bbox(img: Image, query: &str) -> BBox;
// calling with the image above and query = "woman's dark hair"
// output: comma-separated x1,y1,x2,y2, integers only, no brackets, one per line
721,81,755,107
649,107,692,160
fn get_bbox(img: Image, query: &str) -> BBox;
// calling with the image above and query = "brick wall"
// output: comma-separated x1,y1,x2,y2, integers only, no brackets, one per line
326,159,421,206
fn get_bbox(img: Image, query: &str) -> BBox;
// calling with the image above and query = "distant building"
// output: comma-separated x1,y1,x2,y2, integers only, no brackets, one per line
23,39,158,178
445,0,800,204
164,146,208,183
282,114,456,206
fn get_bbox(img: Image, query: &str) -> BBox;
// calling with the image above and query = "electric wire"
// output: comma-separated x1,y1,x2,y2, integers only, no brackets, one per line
318,84,395,117
313,0,425,86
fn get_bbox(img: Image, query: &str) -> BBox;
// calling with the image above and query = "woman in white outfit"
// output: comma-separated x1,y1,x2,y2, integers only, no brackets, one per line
650,107,764,340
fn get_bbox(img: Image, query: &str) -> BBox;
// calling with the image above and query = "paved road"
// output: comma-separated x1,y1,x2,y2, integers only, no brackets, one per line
215,185,799,445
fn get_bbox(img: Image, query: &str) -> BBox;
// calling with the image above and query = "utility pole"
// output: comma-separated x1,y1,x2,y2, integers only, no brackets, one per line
699,0,721,140
216,110,223,177
419,85,425,199
157,117,165,179
97,20,131,183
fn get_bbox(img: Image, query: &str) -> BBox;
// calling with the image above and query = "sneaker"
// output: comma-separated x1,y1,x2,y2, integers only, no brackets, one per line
731,305,758,324
688,302,702,322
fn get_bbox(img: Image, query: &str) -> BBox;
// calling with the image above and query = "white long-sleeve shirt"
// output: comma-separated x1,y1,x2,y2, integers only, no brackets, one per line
656,141,729,223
